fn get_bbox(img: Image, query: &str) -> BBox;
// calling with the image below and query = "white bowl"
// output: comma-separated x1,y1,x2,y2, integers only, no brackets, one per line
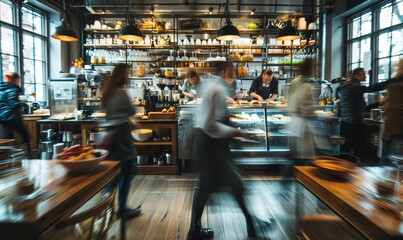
56,149,108,173
131,129,153,142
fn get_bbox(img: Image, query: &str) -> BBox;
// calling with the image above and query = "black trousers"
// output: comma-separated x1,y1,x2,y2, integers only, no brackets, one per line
340,122,366,161
1,120,29,144
189,129,253,230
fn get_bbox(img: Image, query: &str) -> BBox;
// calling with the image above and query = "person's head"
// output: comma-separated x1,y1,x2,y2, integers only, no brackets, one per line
395,58,403,77
224,65,235,86
4,72,20,85
186,69,200,85
352,67,366,82
262,68,274,84
300,58,315,77
101,63,130,107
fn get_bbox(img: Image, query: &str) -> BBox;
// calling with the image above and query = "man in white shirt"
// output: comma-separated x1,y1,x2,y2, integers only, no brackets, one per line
187,76,257,239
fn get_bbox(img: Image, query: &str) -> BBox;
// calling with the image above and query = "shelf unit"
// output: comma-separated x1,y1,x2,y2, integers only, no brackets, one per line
134,120,179,175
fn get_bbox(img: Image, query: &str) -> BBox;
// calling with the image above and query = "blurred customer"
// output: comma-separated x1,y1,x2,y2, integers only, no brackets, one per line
101,63,141,219
187,76,257,239
336,68,391,162
181,69,203,101
249,68,279,102
287,58,317,162
0,72,29,144
223,65,238,103
380,59,403,165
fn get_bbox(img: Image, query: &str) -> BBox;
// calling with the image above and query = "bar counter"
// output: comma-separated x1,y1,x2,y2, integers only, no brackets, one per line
0,160,120,240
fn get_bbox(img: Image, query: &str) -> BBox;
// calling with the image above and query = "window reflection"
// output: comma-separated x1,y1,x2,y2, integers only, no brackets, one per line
0,1,13,24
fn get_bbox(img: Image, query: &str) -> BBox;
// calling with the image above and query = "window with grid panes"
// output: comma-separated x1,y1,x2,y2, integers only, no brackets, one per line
347,0,403,85
0,0,48,103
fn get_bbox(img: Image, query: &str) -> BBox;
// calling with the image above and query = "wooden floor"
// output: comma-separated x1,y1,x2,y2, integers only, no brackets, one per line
107,173,333,240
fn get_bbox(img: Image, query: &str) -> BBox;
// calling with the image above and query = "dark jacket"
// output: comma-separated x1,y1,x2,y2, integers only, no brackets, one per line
336,80,389,124
0,82,23,121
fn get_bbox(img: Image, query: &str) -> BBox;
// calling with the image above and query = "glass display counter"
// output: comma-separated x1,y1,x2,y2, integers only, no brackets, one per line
177,104,340,158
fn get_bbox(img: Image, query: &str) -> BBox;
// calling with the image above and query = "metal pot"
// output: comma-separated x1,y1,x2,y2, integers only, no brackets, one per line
371,109,382,121
137,155,148,165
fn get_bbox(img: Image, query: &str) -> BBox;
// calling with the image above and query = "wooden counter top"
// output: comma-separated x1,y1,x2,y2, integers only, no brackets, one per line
0,160,120,240
295,166,403,240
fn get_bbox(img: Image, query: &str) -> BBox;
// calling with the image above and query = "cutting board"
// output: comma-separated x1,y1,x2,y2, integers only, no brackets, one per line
148,112,176,119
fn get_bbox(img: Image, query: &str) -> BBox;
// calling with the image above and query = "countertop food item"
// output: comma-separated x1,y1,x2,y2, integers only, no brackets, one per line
56,145,98,160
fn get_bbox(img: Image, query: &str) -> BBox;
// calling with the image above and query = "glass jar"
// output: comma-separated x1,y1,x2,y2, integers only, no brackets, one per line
90,55,98,64
137,65,146,77
237,63,247,77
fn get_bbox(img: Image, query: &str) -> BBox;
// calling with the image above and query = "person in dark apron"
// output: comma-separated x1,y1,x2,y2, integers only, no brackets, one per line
249,68,279,102
187,76,257,240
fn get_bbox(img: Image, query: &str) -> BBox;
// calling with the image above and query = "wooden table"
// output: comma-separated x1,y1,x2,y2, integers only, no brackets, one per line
0,139,16,146
0,160,120,240
295,166,403,240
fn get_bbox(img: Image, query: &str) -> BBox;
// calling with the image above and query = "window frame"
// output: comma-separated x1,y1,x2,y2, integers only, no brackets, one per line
346,0,403,85
0,0,49,104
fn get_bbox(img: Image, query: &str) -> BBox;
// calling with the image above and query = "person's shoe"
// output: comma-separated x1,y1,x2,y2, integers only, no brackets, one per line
187,227,214,240
247,224,256,237
117,207,141,219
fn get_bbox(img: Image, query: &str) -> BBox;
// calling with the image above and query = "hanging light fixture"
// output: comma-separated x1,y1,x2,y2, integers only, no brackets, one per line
276,19,300,41
208,7,213,15
51,0,79,42
217,0,240,41
250,9,255,15
118,0,144,42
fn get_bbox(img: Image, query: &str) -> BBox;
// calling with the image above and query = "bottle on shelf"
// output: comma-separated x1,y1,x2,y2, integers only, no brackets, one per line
105,34,112,44
86,34,92,44
99,34,106,44
167,35,171,45
300,32,307,46
92,34,99,45
308,32,316,46
113,34,118,44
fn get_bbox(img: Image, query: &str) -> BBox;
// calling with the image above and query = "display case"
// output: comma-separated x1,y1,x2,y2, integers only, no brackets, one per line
228,106,268,152
265,106,291,152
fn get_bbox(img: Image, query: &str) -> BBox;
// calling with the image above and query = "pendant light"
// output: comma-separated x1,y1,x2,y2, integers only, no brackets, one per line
217,0,239,41
276,19,300,41
51,0,79,42
119,0,144,42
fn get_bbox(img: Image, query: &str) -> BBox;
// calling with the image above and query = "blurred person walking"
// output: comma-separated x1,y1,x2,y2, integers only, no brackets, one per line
101,63,141,219
187,75,258,240
0,72,29,144
287,58,318,163
380,59,403,165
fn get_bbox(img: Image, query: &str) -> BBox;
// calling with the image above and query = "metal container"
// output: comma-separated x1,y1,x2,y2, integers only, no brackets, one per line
137,155,148,165
166,153,172,165
371,109,382,121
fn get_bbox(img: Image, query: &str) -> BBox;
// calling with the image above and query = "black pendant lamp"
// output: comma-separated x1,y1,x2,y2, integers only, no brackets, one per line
118,0,143,42
276,19,300,41
217,0,240,41
118,22,144,42
51,0,78,42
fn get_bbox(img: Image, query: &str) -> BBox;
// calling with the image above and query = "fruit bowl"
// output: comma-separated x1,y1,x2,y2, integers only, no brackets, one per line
56,149,108,173
131,129,153,142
